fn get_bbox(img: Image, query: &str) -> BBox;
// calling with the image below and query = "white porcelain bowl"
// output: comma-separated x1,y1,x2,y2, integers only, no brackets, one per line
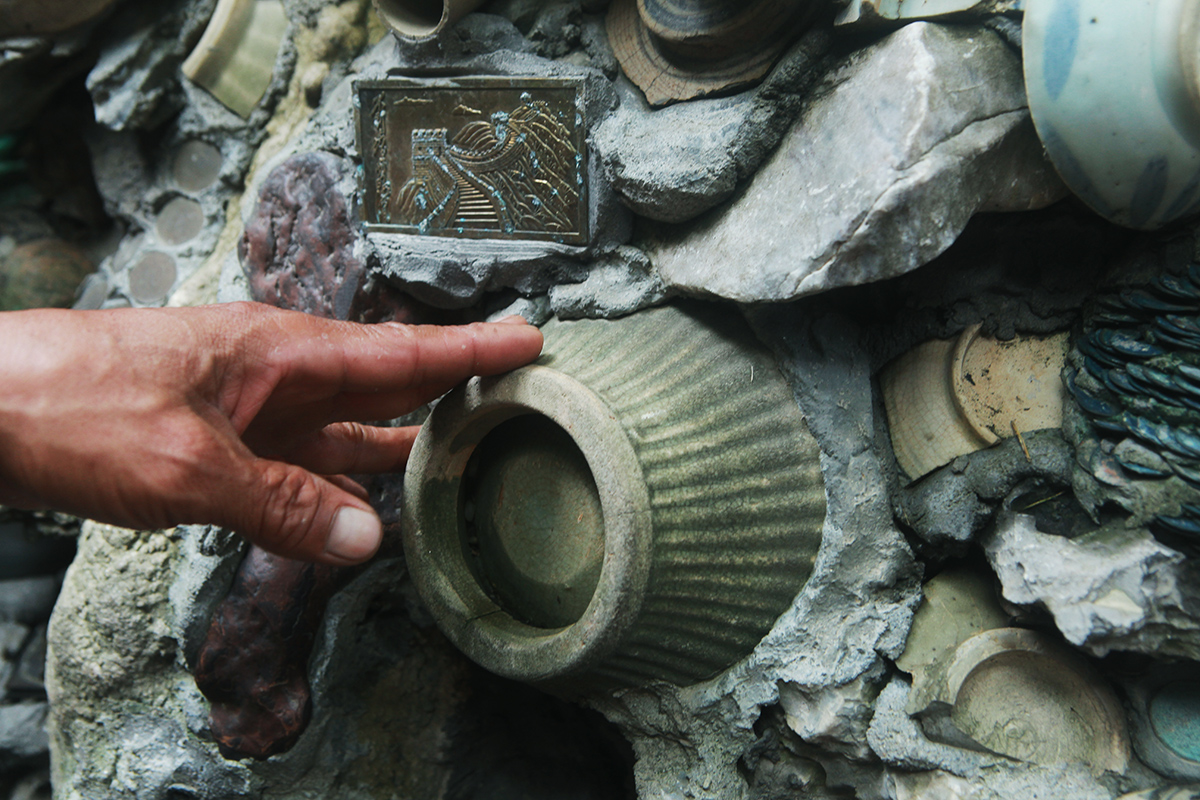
1024,0,1200,229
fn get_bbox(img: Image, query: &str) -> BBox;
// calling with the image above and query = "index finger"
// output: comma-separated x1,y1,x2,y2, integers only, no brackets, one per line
258,311,544,397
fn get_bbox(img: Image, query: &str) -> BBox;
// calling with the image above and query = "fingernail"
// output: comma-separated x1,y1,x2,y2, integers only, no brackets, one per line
325,507,382,563
495,314,528,325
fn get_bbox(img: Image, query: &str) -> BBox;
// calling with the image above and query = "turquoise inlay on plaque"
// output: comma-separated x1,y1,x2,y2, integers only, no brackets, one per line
1150,680,1200,763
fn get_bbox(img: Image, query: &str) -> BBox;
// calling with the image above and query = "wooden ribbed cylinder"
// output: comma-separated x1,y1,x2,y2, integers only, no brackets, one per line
403,302,825,693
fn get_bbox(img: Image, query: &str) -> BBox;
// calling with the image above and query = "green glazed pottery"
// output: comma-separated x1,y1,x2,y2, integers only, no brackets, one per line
1129,663,1200,781
402,302,826,693
1023,0,1200,229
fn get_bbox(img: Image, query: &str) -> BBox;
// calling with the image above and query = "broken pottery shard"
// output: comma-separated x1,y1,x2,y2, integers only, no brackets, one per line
605,0,821,107
645,23,1066,303
356,77,588,245
882,325,1069,481
896,569,1008,716
192,546,344,760
181,0,289,118
371,0,489,40
917,627,1130,774
1128,663,1200,781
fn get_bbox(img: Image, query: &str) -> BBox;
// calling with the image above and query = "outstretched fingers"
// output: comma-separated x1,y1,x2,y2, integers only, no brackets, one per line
261,423,422,476
253,311,542,396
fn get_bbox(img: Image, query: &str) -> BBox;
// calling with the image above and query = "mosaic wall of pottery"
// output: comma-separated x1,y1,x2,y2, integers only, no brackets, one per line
1,0,1200,798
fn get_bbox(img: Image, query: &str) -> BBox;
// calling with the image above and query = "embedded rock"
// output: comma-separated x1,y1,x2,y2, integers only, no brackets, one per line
240,151,364,320
547,245,668,319
894,431,1074,553
592,27,832,223
779,662,886,761
86,0,222,131
644,23,1066,303
985,512,1200,660
47,522,638,799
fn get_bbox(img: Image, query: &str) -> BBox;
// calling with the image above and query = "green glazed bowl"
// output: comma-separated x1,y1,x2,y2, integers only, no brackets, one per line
402,302,826,694
1023,0,1200,229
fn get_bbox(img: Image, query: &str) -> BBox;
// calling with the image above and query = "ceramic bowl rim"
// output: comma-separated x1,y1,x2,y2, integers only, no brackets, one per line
403,365,653,684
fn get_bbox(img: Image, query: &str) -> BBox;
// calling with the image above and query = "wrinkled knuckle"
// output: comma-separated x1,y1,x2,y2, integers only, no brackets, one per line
256,462,324,554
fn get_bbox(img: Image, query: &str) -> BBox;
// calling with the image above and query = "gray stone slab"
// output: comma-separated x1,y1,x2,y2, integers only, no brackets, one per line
644,23,1065,303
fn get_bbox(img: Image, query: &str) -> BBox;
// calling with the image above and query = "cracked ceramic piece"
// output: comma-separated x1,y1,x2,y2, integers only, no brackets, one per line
1128,663,1200,781
896,569,1009,716
644,23,1066,303
181,0,290,118
404,301,826,692
605,0,821,106
936,628,1129,773
371,0,488,40
1023,0,1200,229
882,325,1069,480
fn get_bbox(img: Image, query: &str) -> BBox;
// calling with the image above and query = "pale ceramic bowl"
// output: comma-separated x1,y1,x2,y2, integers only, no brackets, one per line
1023,0,1200,229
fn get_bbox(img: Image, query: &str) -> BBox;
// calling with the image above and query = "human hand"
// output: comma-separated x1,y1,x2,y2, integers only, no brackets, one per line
0,302,543,564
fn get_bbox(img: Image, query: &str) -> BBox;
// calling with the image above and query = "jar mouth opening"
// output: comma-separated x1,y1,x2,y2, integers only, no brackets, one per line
459,413,606,630
402,366,653,685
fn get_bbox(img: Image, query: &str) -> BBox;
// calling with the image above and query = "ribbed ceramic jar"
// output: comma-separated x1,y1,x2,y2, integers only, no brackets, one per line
403,302,825,693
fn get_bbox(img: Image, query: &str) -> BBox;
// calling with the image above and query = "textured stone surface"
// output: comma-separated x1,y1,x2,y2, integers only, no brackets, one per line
893,431,1074,553
48,522,637,799
86,0,222,131
239,151,364,319
593,28,832,223
835,0,1022,27
547,245,667,318
644,23,1066,303
985,512,1200,661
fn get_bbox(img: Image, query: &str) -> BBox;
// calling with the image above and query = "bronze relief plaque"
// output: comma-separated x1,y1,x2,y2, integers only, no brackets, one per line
356,77,588,245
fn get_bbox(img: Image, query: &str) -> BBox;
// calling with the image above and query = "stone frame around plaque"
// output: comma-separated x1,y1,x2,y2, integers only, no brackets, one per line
355,76,589,246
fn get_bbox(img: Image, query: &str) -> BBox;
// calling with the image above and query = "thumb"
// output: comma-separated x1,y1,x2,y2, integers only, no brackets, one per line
231,459,383,565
